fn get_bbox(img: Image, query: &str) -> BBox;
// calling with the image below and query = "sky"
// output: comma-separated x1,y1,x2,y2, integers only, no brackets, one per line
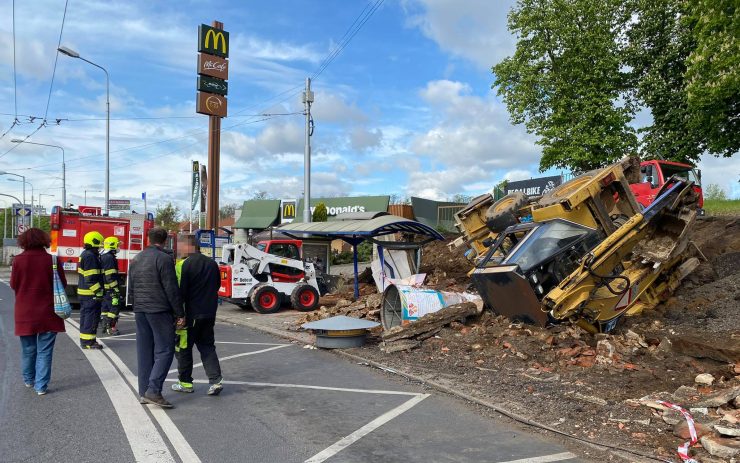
0,0,738,215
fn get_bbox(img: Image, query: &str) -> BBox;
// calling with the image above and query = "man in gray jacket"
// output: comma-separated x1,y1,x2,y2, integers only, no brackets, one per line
129,227,185,408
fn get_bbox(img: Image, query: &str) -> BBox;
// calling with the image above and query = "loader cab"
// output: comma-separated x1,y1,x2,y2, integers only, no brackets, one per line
472,219,601,326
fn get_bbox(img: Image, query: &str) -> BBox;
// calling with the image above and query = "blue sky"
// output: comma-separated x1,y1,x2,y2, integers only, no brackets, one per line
0,0,737,213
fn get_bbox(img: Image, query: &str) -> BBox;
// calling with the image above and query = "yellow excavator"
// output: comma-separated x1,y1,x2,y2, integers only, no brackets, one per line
464,158,699,333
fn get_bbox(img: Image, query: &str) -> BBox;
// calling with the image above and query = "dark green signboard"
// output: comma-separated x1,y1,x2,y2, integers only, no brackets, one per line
198,24,229,58
197,76,228,96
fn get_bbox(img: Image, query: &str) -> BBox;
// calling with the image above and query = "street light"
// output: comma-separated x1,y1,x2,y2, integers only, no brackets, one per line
11,139,66,207
0,171,26,226
84,189,102,205
38,194,55,215
58,45,110,215
7,178,34,227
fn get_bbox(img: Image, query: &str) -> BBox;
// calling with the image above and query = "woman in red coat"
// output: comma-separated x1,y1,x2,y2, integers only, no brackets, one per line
10,228,66,395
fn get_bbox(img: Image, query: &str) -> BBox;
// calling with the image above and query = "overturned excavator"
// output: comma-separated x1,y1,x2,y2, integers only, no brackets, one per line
460,158,699,333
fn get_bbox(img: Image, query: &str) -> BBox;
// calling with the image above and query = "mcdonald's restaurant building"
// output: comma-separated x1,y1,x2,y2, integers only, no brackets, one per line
232,195,466,269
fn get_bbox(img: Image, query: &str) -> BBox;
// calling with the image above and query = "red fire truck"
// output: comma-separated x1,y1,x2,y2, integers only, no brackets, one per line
49,205,156,303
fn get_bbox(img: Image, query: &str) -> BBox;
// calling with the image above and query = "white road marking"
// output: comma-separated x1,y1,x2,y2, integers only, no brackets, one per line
98,332,137,339
305,394,430,463
63,319,176,463
494,452,578,463
175,379,421,397
167,344,291,374
66,318,201,463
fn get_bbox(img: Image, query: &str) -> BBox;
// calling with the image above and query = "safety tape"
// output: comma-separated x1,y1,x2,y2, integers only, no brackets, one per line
77,288,95,296
104,269,118,275
656,401,700,463
79,333,97,340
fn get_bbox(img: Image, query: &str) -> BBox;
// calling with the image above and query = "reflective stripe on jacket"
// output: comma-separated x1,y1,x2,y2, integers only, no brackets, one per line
77,248,103,297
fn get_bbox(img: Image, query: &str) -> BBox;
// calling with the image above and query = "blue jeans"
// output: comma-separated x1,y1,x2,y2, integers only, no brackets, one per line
135,312,175,397
20,332,57,393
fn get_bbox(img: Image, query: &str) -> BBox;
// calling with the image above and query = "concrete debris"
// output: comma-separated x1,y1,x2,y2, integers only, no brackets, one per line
673,420,712,440
700,434,740,459
694,385,740,408
714,423,740,437
671,335,740,363
573,392,608,406
695,373,715,386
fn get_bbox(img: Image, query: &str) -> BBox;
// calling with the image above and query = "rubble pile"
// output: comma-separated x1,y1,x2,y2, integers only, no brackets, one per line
340,216,740,461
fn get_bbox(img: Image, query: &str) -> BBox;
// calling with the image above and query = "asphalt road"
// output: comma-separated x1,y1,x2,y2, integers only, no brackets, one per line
0,276,585,463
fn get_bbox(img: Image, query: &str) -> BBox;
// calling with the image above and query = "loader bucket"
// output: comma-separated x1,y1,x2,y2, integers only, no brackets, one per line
471,265,548,327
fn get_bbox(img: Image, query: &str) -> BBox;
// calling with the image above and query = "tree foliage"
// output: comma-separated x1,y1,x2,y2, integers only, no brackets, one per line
312,202,328,222
493,0,637,172
704,183,728,201
155,202,181,231
494,0,738,172
684,0,740,156
219,203,238,219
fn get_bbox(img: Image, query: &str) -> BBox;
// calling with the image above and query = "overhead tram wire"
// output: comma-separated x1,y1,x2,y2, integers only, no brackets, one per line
0,0,69,158
1,0,19,140
311,0,385,81
0,112,303,122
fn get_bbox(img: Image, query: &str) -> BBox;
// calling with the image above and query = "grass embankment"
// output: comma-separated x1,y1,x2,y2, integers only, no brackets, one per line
704,199,740,216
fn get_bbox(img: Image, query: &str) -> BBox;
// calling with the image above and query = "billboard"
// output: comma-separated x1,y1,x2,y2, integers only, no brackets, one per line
108,199,131,211
504,175,562,197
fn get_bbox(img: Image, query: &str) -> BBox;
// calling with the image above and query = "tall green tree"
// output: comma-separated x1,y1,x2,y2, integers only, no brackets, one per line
626,0,702,163
684,0,739,157
155,202,181,231
493,0,637,172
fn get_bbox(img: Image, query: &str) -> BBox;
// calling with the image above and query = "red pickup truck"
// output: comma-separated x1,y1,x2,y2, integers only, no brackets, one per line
629,160,704,211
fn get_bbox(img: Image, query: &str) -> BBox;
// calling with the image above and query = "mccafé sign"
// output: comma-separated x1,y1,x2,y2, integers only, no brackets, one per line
196,23,229,118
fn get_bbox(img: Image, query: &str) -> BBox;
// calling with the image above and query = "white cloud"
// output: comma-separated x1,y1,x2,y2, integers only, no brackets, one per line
349,127,383,151
406,165,489,200
410,79,539,169
310,91,366,124
257,121,304,154
404,0,516,68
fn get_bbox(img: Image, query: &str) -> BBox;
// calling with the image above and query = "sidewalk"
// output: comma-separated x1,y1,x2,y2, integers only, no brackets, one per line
216,302,311,344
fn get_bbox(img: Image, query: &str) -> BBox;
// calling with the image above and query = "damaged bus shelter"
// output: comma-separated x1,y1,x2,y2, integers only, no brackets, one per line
278,212,444,298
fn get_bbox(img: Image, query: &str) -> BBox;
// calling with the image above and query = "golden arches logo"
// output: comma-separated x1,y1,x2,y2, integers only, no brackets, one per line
283,203,296,218
205,29,227,55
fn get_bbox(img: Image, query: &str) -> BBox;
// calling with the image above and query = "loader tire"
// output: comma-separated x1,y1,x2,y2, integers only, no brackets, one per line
291,284,320,312
485,192,527,233
538,169,602,207
250,284,281,314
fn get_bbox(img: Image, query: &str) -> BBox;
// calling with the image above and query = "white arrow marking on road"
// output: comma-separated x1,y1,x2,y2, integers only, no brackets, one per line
66,318,201,463
63,319,176,463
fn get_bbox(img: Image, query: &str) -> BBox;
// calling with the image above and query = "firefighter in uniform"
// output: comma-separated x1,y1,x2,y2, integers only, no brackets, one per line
100,236,122,336
78,231,104,349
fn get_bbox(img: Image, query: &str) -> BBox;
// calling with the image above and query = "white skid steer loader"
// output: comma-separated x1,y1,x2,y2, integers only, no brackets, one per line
218,242,321,314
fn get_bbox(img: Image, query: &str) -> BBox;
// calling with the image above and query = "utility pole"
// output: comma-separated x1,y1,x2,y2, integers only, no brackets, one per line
302,77,314,223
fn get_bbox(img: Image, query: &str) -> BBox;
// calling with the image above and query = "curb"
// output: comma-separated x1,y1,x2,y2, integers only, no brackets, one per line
216,312,662,463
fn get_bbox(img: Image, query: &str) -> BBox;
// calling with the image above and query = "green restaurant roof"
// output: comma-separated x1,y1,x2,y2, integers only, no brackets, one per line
234,200,281,230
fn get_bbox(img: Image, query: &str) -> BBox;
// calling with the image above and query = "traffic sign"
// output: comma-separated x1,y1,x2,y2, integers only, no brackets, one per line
17,224,28,234
13,206,32,217
108,199,131,211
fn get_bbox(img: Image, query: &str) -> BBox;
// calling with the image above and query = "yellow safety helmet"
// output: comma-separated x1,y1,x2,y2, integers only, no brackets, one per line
103,236,120,251
83,231,104,248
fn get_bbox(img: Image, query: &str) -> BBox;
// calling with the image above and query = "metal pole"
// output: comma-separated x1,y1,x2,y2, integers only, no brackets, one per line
105,67,110,215
62,156,66,207
303,77,313,223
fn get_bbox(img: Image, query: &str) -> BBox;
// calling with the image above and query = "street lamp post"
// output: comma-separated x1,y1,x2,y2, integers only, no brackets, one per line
38,194,54,219
84,189,102,205
7,178,33,227
10,140,66,207
0,171,26,227
58,45,109,215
